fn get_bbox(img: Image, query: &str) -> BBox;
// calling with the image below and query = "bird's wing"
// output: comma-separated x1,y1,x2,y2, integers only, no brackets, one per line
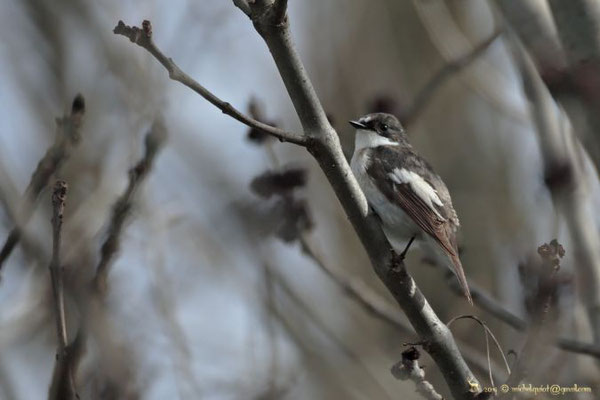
367,149,455,255
367,147,472,304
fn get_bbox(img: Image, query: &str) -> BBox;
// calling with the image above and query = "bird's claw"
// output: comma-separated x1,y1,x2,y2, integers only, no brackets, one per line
399,236,416,261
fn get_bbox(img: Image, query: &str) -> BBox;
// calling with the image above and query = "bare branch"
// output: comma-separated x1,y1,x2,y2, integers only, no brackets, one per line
112,20,305,146
48,180,77,400
267,263,395,399
447,315,512,388
403,29,504,125
441,262,600,359
546,0,600,164
511,33,600,352
299,233,408,329
493,0,566,73
50,181,69,352
243,4,481,397
0,94,85,274
232,0,251,16
391,347,444,400
270,0,288,25
116,11,480,400
93,120,167,295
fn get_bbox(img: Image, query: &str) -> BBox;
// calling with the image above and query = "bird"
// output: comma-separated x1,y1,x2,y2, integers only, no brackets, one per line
349,113,472,304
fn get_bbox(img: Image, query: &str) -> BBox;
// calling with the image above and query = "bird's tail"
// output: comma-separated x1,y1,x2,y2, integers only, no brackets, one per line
449,253,473,305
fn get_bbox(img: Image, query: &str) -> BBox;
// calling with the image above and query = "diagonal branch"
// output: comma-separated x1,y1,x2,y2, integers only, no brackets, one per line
232,0,251,16
437,260,600,358
240,3,480,398
115,11,480,400
72,123,167,398
0,95,85,275
93,120,167,295
403,29,504,125
112,20,305,146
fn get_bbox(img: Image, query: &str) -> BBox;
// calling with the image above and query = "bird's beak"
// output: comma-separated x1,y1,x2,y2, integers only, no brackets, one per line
349,120,367,129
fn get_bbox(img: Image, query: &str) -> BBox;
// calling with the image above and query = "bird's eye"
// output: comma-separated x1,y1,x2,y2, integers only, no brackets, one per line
381,124,388,132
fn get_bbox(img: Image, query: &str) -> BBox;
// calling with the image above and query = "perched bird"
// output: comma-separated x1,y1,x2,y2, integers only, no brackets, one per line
349,113,472,304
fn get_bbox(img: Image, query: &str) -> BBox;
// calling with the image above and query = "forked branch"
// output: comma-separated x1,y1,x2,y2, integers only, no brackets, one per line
114,7,481,399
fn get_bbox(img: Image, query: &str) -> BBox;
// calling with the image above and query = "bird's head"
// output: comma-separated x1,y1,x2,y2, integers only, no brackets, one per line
349,113,408,149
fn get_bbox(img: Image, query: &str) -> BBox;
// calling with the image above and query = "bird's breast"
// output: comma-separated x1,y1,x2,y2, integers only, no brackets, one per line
351,149,419,240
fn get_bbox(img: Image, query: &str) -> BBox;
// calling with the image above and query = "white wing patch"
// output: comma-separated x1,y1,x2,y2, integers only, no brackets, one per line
388,168,445,219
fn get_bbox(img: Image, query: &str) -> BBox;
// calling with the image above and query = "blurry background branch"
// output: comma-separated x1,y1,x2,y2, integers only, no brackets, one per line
547,0,600,166
511,33,600,352
76,122,168,398
402,29,504,126
503,240,564,390
93,120,167,295
432,252,600,359
0,95,85,274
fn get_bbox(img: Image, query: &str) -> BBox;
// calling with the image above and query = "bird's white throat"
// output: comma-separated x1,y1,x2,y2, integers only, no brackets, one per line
353,129,398,151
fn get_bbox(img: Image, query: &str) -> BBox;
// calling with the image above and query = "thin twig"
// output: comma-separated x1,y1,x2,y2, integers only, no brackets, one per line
266,283,361,398
50,181,69,356
439,261,600,359
48,180,76,400
301,234,408,328
447,315,512,388
93,120,167,295
402,29,503,125
267,263,395,400
112,20,305,146
0,95,85,274
442,269,526,330
149,211,202,398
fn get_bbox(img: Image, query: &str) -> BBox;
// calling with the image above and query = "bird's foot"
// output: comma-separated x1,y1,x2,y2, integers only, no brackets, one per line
391,236,416,270
399,236,416,261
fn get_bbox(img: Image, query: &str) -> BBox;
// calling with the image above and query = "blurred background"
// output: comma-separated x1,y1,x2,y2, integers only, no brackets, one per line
1,0,600,399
